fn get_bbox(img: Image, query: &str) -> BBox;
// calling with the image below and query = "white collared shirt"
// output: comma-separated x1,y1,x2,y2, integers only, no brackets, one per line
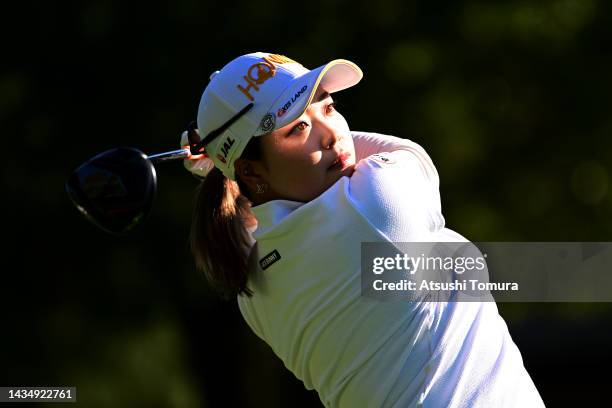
238,132,544,407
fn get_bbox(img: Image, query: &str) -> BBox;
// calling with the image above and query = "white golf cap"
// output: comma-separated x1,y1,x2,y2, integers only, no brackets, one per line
196,52,363,180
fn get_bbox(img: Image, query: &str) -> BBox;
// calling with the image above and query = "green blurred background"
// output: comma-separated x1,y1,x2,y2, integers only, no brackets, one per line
1,0,611,406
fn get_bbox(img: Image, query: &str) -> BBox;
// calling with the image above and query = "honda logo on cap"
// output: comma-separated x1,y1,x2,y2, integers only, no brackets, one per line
236,54,299,102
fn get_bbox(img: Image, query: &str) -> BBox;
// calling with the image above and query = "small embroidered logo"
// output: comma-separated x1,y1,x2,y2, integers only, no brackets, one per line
259,249,281,270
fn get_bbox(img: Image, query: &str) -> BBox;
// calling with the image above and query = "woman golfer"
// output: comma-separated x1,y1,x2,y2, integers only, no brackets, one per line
181,52,545,407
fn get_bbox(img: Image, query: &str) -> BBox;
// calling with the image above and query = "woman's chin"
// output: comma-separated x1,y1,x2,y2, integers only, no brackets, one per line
340,163,356,178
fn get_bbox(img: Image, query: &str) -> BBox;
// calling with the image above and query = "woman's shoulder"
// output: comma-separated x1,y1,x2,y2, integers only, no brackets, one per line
351,130,439,186
346,134,445,240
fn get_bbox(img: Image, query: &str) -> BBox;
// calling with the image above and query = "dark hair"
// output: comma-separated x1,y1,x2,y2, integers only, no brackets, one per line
190,137,263,300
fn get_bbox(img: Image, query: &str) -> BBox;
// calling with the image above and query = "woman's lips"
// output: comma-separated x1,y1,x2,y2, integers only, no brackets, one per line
329,152,351,170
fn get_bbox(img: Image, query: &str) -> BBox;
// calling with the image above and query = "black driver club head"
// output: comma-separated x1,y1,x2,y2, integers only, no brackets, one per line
65,147,157,235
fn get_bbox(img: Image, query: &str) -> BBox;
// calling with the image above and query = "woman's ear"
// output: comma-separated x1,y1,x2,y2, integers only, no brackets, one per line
234,158,266,191
235,157,278,204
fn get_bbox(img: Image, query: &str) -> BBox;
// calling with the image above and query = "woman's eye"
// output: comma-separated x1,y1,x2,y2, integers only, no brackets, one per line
326,102,337,115
291,121,309,134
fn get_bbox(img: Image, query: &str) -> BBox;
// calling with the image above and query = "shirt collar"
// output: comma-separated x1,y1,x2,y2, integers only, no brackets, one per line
251,199,304,239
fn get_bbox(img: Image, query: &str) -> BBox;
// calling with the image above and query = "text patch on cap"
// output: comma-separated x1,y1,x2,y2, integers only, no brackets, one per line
237,54,299,102
276,84,308,118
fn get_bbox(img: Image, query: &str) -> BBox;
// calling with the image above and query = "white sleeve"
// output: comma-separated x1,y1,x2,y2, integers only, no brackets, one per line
351,131,437,178
235,244,270,344
237,294,268,343
347,141,445,242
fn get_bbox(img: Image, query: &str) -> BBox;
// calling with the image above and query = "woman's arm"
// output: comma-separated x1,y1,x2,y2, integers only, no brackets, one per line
347,133,445,240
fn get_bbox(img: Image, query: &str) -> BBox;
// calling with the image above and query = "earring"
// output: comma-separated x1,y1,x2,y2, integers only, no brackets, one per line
256,183,266,194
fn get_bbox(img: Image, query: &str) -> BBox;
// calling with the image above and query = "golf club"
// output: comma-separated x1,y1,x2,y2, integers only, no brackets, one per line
65,147,189,235
67,109,253,235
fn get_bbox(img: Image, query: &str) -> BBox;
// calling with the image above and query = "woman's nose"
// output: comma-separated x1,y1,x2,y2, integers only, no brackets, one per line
319,121,338,150
322,132,337,150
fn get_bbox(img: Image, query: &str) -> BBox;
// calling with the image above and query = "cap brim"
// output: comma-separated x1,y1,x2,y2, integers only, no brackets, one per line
267,59,363,131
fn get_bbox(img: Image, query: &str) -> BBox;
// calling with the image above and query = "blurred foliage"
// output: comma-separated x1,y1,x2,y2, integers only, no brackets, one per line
1,0,611,406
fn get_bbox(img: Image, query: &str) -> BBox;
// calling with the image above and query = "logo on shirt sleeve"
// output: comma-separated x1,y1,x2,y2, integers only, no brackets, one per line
370,153,396,165
259,249,281,270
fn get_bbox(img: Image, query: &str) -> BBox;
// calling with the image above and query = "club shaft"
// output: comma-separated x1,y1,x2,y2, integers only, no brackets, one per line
147,149,190,164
